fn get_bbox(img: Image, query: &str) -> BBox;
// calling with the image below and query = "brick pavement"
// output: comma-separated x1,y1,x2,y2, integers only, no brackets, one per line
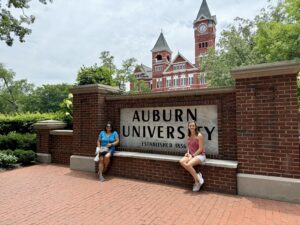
0,164,300,225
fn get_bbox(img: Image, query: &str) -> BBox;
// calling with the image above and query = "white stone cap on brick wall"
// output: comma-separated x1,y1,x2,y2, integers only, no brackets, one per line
231,60,300,79
50,130,73,136
71,84,120,94
33,120,67,130
114,151,238,169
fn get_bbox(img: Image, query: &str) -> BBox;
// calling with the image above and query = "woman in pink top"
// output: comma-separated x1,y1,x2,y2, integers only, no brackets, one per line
179,120,206,192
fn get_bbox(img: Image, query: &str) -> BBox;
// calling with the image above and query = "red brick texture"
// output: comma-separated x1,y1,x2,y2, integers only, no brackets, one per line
50,135,73,165
36,130,51,154
72,92,108,157
235,74,300,178
106,157,237,194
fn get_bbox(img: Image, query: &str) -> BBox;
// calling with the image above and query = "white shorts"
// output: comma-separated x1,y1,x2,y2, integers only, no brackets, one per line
195,154,206,163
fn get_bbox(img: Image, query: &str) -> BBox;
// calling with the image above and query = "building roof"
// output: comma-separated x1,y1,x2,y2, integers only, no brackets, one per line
163,52,198,74
151,32,172,53
194,0,216,24
141,64,152,78
134,64,152,79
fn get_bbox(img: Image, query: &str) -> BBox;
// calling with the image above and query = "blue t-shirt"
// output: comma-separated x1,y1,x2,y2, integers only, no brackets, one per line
99,130,118,153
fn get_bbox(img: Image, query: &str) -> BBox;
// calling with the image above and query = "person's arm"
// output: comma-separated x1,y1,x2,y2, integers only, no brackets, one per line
192,134,204,157
97,137,101,147
97,131,102,147
107,132,119,147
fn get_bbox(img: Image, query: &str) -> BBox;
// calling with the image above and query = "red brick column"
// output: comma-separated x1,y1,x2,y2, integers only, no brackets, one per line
232,61,300,178
71,84,120,156
34,120,67,154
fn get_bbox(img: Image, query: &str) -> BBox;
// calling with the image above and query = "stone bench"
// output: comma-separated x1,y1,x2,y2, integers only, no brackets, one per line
106,151,238,194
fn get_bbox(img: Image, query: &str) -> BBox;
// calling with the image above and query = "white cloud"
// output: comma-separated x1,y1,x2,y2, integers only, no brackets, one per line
0,0,271,86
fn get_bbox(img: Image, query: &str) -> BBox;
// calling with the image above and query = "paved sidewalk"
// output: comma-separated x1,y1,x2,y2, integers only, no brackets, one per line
0,164,300,225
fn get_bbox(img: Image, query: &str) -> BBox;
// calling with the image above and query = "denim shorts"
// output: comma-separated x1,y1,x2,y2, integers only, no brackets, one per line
99,150,114,157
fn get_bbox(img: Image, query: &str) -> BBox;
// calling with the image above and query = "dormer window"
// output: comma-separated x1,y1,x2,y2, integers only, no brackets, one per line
173,64,185,71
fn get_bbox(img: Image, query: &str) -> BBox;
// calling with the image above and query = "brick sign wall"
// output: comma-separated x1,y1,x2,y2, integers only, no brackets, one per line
106,90,237,159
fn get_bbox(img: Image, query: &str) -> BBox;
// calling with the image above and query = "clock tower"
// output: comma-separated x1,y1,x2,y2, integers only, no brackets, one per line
194,0,216,64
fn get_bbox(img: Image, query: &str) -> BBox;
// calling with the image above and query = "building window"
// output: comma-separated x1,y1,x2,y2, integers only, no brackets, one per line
199,72,206,85
173,77,178,87
199,42,208,48
188,74,193,86
155,65,163,72
180,75,186,86
166,78,171,88
173,64,185,71
156,78,162,88
156,55,162,61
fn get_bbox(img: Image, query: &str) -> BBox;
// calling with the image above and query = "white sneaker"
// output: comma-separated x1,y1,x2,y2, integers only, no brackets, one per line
99,174,105,182
94,154,99,162
198,172,204,186
192,182,201,192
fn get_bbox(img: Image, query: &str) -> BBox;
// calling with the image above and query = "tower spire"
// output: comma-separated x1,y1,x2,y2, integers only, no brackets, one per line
151,32,172,53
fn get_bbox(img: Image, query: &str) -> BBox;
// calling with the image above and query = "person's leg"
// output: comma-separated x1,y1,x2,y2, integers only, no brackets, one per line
103,152,111,173
184,157,201,182
179,156,190,168
98,156,104,174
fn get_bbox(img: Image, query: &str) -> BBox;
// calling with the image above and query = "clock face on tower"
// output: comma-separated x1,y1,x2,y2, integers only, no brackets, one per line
198,23,207,34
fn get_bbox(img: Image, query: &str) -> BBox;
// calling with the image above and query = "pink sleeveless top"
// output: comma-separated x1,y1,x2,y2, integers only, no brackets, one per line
188,137,205,155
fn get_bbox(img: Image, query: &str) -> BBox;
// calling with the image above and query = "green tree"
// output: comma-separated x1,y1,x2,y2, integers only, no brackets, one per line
23,84,72,113
76,64,115,86
0,0,52,46
254,0,300,62
99,51,116,71
201,0,300,87
0,63,34,113
115,58,137,92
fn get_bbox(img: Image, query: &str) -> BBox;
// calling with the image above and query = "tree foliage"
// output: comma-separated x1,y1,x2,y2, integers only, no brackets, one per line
76,64,115,86
115,57,137,92
201,0,300,87
0,63,72,113
23,83,72,113
0,63,34,113
0,0,52,46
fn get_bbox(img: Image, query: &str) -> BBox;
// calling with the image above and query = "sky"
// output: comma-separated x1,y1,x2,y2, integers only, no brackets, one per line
0,0,273,86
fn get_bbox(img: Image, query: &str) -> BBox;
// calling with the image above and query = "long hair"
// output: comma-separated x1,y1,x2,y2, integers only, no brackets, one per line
104,121,114,132
187,120,199,137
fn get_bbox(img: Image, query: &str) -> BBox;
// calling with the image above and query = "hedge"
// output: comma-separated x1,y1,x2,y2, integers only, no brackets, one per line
13,150,36,165
0,152,18,167
0,132,36,150
0,149,36,166
0,112,64,135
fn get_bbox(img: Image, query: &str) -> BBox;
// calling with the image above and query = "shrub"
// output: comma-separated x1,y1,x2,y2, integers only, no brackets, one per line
0,132,36,150
13,150,36,165
0,112,65,135
0,152,18,167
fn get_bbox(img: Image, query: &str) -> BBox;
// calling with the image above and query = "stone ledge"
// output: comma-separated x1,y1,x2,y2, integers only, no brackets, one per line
237,173,300,204
106,87,235,101
36,153,51,164
71,84,120,95
70,155,94,172
33,120,66,130
50,130,73,136
114,151,238,169
231,60,300,79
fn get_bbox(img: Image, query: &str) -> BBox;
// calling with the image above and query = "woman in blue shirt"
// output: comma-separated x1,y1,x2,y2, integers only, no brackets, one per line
96,121,119,182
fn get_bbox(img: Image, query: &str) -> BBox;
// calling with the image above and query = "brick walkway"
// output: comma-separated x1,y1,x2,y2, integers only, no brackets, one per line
0,165,300,225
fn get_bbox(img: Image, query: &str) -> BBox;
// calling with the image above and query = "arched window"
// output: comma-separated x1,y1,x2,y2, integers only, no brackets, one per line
156,55,162,61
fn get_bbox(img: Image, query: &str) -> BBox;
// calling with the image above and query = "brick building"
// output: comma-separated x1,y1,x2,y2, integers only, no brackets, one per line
131,0,217,92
